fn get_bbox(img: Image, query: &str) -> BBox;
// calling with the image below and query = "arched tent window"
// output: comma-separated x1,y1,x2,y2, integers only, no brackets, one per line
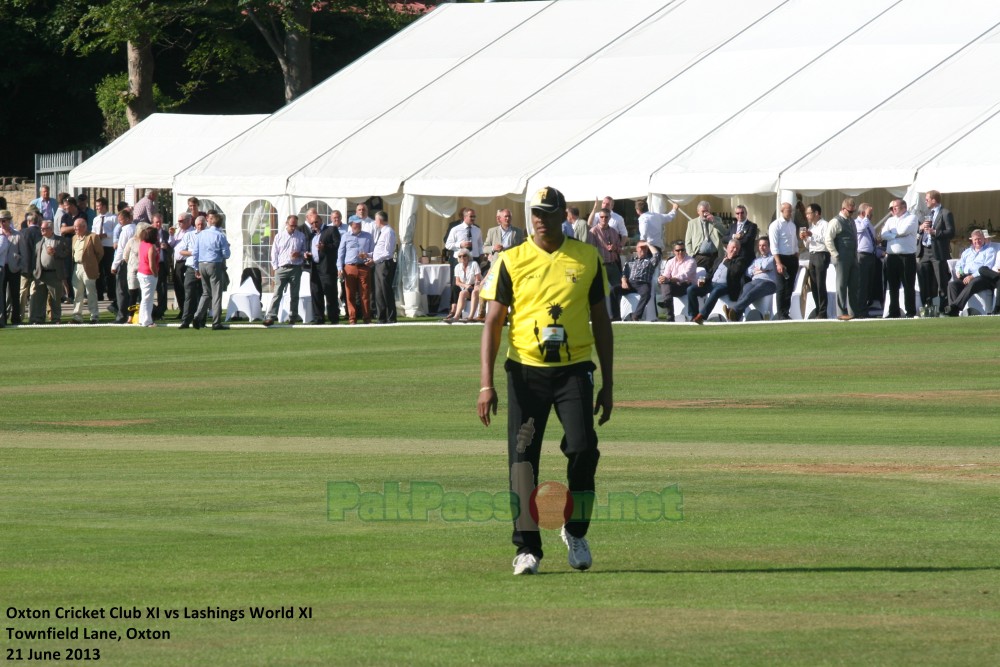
298,200,332,219
243,200,278,291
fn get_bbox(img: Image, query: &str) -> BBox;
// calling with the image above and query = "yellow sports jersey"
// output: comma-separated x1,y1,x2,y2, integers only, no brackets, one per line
479,237,607,367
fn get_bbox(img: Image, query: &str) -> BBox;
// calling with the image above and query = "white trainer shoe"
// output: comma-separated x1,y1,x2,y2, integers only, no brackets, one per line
512,552,540,575
560,525,592,571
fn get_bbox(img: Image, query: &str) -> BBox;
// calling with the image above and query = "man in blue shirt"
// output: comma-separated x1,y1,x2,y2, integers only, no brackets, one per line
263,215,307,326
944,230,997,316
29,186,58,222
192,210,231,330
337,219,374,324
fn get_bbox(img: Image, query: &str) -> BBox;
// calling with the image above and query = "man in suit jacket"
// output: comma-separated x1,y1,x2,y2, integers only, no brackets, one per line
917,189,955,310
484,208,525,267
30,220,69,323
685,201,728,271
1,210,24,326
70,218,104,323
18,213,42,320
726,204,759,267
689,240,747,324
481,208,525,318
306,208,341,324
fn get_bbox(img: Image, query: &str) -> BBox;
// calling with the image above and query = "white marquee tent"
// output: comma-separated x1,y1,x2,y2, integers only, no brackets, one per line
67,0,1000,316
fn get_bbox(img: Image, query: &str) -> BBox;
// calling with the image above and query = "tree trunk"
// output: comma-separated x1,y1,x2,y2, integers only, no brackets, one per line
126,38,156,126
281,4,313,104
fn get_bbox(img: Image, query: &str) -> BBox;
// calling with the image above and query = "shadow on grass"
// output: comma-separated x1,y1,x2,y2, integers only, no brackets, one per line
539,565,1000,576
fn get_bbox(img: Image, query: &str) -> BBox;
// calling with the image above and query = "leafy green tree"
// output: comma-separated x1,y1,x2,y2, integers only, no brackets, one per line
237,0,432,103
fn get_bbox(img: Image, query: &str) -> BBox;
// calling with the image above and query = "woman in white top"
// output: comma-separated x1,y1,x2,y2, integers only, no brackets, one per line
445,248,482,323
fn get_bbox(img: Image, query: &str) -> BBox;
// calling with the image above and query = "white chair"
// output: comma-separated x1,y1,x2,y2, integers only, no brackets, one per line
225,278,263,322
789,265,807,320
620,292,657,321
278,271,314,323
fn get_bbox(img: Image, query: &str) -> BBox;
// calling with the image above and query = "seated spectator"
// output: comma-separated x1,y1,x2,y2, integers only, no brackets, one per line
445,248,481,323
944,230,997,316
620,241,660,321
727,238,777,321
688,240,747,324
656,240,696,322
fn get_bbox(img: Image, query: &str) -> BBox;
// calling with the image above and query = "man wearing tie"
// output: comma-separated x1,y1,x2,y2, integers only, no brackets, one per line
371,211,398,324
169,214,193,321
151,214,172,320
445,208,484,309
916,189,955,312
306,208,341,324
92,198,117,303
727,204,758,268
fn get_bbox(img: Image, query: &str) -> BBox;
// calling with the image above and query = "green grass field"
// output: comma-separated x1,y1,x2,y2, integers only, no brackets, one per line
2,319,999,665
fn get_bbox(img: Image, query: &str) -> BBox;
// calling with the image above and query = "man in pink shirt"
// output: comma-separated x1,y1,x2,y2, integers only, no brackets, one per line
657,240,696,322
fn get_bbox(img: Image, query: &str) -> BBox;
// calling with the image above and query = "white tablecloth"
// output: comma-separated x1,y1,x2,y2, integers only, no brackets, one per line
418,264,451,313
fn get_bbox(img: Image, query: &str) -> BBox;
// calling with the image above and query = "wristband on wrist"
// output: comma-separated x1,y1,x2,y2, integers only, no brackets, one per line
479,386,495,393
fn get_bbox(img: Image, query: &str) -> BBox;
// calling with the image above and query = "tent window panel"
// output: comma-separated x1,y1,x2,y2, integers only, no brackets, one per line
243,200,278,292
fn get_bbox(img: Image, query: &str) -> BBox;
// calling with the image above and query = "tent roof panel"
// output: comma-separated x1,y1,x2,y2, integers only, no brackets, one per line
913,111,1000,193
67,114,267,190
173,2,552,197
650,0,1000,195
403,0,793,198
527,0,905,200
780,34,1000,191
286,0,673,198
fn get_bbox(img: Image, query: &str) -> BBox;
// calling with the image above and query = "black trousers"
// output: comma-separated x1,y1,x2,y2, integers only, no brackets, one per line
885,253,917,318
98,248,114,300
857,252,877,310
947,274,997,313
807,251,831,318
114,268,130,322
374,260,397,323
311,269,339,323
172,261,187,318
181,267,203,326
626,283,652,321
505,360,600,560
774,254,799,318
153,258,169,319
917,253,948,305
604,262,622,321
3,269,21,324
657,281,690,319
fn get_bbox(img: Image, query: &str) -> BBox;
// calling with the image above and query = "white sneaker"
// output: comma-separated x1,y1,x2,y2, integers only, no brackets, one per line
512,552,539,575
560,525,592,571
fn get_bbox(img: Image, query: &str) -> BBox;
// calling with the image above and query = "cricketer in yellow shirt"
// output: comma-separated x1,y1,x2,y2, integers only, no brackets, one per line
478,186,614,576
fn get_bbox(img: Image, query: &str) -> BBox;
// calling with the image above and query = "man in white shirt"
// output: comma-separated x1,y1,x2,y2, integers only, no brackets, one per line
635,199,678,253
880,198,919,318
371,211,398,324
92,197,118,303
445,208,485,264
768,202,799,320
799,203,830,319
